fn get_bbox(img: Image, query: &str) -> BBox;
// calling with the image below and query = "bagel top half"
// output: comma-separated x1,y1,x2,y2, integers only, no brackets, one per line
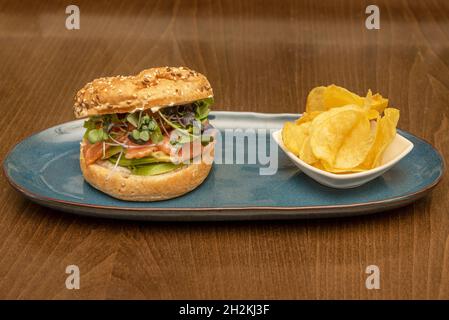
73,66,213,118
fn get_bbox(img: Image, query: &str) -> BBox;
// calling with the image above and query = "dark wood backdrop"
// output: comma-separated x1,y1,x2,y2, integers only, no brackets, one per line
0,0,448,299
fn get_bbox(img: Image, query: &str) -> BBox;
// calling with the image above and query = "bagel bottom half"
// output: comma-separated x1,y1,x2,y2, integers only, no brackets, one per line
79,145,213,201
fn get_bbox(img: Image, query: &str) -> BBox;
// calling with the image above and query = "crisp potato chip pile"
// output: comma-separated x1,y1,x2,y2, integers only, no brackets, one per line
282,85,400,173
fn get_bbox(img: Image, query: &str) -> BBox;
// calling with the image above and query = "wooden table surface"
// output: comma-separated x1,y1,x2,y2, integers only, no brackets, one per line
0,0,448,299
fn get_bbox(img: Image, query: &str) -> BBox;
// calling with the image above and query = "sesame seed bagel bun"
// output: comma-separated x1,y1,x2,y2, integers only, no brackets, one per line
79,144,214,201
74,66,213,118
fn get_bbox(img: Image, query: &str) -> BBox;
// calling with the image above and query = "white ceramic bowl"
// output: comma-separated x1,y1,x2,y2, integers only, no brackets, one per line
272,129,414,189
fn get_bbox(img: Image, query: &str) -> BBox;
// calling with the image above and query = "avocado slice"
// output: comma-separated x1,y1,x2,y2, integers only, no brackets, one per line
102,146,123,159
131,163,183,176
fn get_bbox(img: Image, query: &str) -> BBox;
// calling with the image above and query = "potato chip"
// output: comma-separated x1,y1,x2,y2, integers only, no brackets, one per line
305,86,326,112
306,85,364,113
366,108,379,120
333,117,373,169
321,161,366,173
309,106,360,164
309,106,372,169
306,84,388,115
282,121,308,156
324,85,365,110
295,111,322,125
365,90,388,114
312,161,326,171
299,135,318,164
282,120,318,164
359,108,400,169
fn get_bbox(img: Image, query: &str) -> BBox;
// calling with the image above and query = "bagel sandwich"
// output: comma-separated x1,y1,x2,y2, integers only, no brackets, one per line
74,66,215,201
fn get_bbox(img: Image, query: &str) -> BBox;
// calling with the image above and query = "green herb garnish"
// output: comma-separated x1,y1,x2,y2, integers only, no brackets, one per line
127,111,163,144
83,114,121,144
194,97,213,120
86,128,108,144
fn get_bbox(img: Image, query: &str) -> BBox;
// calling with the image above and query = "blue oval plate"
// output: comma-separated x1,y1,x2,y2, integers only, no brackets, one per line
3,111,445,221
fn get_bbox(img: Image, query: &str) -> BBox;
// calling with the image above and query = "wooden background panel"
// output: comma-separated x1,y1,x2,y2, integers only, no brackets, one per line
0,0,448,299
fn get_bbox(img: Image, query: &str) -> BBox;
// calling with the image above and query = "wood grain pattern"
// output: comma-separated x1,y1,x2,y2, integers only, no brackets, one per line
0,0,448,299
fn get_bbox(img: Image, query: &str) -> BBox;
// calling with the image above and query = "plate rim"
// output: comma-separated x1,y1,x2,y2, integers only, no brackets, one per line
2,112,446,216
2,170,443,213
